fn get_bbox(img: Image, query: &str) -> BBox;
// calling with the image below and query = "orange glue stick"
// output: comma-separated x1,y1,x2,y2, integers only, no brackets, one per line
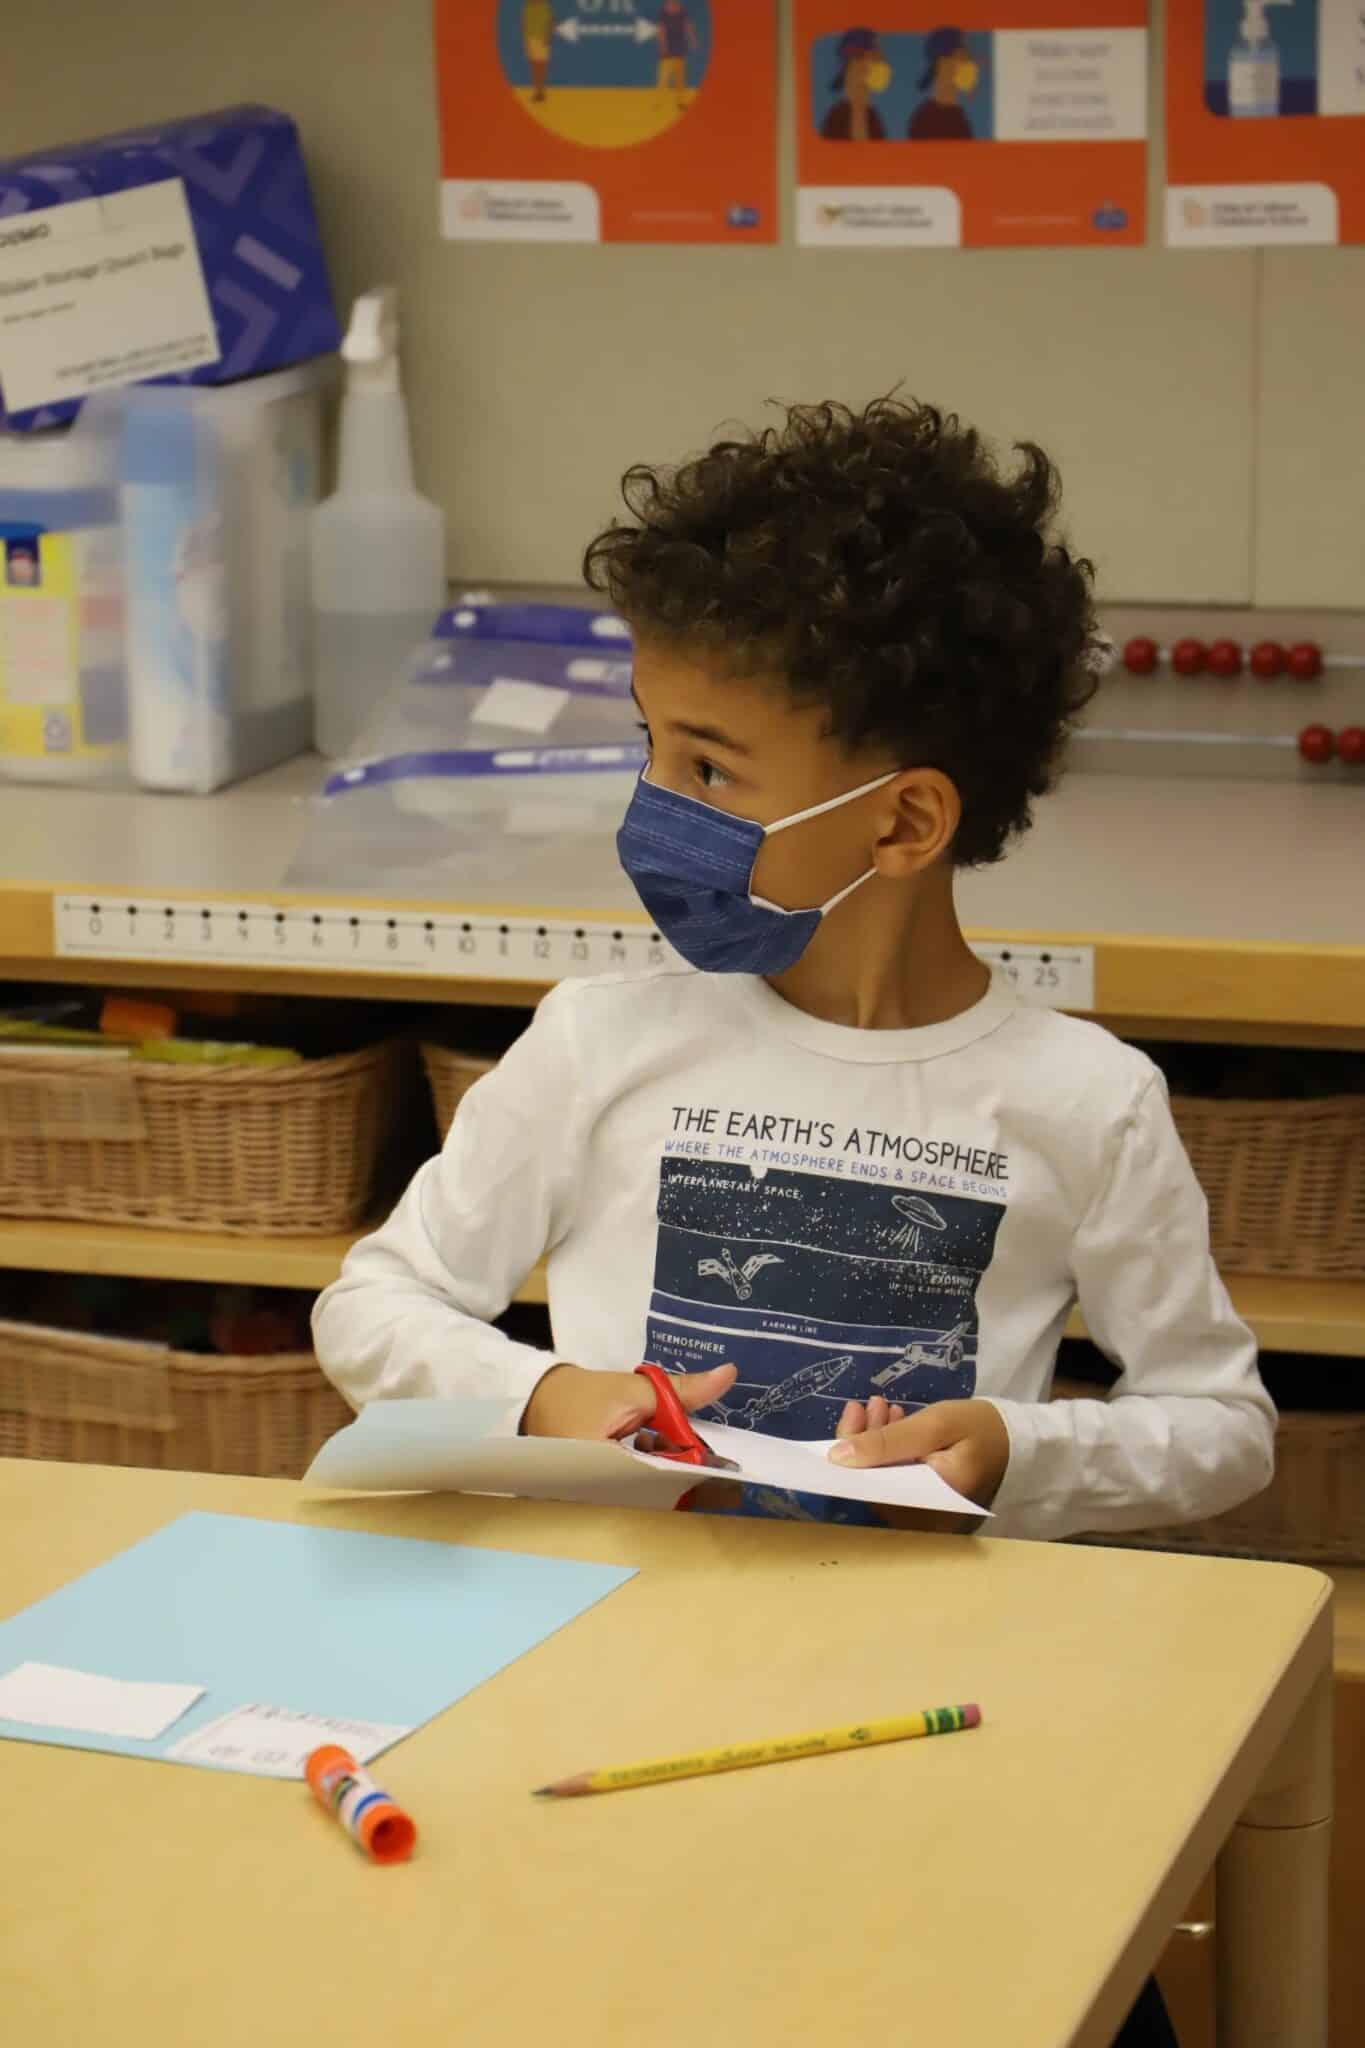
305,1744,417,1864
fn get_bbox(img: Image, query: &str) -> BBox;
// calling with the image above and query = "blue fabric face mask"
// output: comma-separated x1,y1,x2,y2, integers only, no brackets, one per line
616,768,901,976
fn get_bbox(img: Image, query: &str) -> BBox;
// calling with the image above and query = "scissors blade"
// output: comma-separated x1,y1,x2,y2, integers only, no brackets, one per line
633,1428,740,1473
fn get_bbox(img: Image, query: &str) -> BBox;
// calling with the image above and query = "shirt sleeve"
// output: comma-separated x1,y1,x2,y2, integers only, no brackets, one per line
311,984,584,1433
983,1070,1277,1542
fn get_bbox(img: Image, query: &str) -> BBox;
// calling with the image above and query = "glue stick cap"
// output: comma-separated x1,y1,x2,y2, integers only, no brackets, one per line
306,1744,417,1865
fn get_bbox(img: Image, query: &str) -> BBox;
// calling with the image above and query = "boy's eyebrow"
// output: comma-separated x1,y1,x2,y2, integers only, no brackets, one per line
630,683,753,756
668,718,753,756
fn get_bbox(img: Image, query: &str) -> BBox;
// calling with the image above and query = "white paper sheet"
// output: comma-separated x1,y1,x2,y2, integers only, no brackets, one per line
306,1400,694,1510
305,1400,988,1519
674,1421,988,1518
168,1704,411,1778
0,1660,204,1740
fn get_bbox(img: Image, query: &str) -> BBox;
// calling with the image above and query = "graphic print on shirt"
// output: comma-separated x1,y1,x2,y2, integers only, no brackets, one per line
644,1143,1007,1443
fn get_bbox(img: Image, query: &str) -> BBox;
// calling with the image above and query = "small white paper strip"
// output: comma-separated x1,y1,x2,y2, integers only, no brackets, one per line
471,678,571,735
0,1660,204,1740
168,1703,412,1778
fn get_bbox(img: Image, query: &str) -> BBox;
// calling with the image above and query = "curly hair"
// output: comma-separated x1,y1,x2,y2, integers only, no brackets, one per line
583,398,1100,867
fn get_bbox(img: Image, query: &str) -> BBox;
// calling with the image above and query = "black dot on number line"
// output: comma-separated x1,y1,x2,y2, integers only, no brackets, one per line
461,923,472,935
201,909,210,920
574,929,585,940
498,925,509,937
349,917,359,928
612,931,623,942
536,927,547,938
424,921,435,933
313,915,323,926
238,911,248,922
274,913,285,925
1041,952,1052,964
1000,950,1012,962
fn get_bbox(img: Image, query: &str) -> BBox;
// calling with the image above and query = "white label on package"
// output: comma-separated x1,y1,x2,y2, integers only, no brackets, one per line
168,1703,412,1778
472,677,572,736
0,179,219,413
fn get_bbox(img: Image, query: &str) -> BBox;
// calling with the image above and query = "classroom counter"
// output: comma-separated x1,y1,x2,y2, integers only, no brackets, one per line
0,758,1361,1040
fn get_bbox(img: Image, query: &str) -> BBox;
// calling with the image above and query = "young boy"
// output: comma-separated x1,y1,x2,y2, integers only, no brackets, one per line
315,397,1273,1550
318,401,1271,2047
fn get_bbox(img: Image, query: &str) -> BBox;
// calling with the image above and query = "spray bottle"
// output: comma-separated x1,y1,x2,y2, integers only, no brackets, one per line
1228,0,1292,119
310,287,446,759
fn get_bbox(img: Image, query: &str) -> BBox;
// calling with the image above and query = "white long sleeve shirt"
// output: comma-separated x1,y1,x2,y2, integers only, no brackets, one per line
313,966,1275,1541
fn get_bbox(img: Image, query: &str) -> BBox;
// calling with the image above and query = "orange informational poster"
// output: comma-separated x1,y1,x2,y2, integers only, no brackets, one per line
1165,0,1365,245
434,0,776,244
793,2,1147,247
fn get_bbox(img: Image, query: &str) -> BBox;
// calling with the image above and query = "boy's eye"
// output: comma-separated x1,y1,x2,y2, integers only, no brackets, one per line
697,759,731,792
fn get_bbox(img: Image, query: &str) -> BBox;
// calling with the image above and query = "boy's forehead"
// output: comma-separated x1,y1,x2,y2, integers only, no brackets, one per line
631,641,780,721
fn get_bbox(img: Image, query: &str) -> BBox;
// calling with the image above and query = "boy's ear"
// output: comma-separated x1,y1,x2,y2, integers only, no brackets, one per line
874,769,962,876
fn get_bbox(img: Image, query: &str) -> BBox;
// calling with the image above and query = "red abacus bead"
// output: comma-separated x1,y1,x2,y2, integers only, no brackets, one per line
1170,637,1207,677
1249,640,1286,679
1123,635,1159,675
1287,641,1323,681
1337,726,1365,767
1206,638,1243,678
1298,724,1335,765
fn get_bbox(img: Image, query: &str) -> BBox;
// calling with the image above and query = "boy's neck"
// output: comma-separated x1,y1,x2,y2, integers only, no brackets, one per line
765,868,990,1031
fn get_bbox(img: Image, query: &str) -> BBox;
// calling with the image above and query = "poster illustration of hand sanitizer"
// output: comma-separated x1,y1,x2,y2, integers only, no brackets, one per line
1204,0,1365,119
1167,0,1365,242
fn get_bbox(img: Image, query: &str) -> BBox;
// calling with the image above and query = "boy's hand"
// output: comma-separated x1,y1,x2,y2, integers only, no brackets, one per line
829,1396,1009,1532
523,1361,737,1443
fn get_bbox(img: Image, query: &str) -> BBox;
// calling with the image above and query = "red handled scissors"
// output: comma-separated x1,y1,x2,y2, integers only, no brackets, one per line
634,1364,738,1510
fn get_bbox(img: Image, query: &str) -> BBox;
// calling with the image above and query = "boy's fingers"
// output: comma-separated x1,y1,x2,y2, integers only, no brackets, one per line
828,1402,967,1470
836,1400,866,1438
675,1363,737,1412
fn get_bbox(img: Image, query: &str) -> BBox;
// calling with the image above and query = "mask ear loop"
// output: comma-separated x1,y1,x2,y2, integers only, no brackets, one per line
749,769,902,916
761,767,902,838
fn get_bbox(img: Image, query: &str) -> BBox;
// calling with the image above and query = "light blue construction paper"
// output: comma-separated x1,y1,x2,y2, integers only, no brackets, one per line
0,1511,634,1767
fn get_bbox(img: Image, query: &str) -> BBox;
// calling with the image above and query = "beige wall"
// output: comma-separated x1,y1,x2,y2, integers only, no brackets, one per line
3,1,1359,605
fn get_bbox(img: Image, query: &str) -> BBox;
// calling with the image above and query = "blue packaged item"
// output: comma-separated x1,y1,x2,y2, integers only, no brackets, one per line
0,106,339,431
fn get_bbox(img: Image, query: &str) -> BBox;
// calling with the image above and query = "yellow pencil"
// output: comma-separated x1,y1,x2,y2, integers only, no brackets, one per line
533,1703,981,1798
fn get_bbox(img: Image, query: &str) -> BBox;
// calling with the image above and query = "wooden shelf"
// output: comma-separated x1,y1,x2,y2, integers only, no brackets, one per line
0,1216,549,1304
0,1217,1355,1353
1066,1275,1365,1359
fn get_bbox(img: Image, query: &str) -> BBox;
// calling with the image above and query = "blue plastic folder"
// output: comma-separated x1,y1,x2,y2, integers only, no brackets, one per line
0,1512,634,1766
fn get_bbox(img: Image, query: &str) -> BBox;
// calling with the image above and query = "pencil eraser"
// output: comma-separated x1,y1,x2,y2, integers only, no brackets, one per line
962,1703,982,1729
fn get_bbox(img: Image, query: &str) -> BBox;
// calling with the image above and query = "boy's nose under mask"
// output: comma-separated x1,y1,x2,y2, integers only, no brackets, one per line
615,768,900,976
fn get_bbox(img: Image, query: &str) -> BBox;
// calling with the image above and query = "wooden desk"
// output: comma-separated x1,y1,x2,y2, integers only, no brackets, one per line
0,1459,1334,2048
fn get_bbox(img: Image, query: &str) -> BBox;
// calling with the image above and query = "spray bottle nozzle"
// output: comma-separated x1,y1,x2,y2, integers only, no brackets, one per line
341,286,401,392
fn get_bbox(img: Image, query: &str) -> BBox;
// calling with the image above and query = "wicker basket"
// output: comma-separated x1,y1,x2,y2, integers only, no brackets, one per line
1170,1091,1365,1278
0,1319,350,1478
0,1042,394,1234
421,1044,496,1137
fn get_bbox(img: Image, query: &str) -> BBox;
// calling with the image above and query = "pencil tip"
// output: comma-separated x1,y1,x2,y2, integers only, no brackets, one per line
532,1786,554,1798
